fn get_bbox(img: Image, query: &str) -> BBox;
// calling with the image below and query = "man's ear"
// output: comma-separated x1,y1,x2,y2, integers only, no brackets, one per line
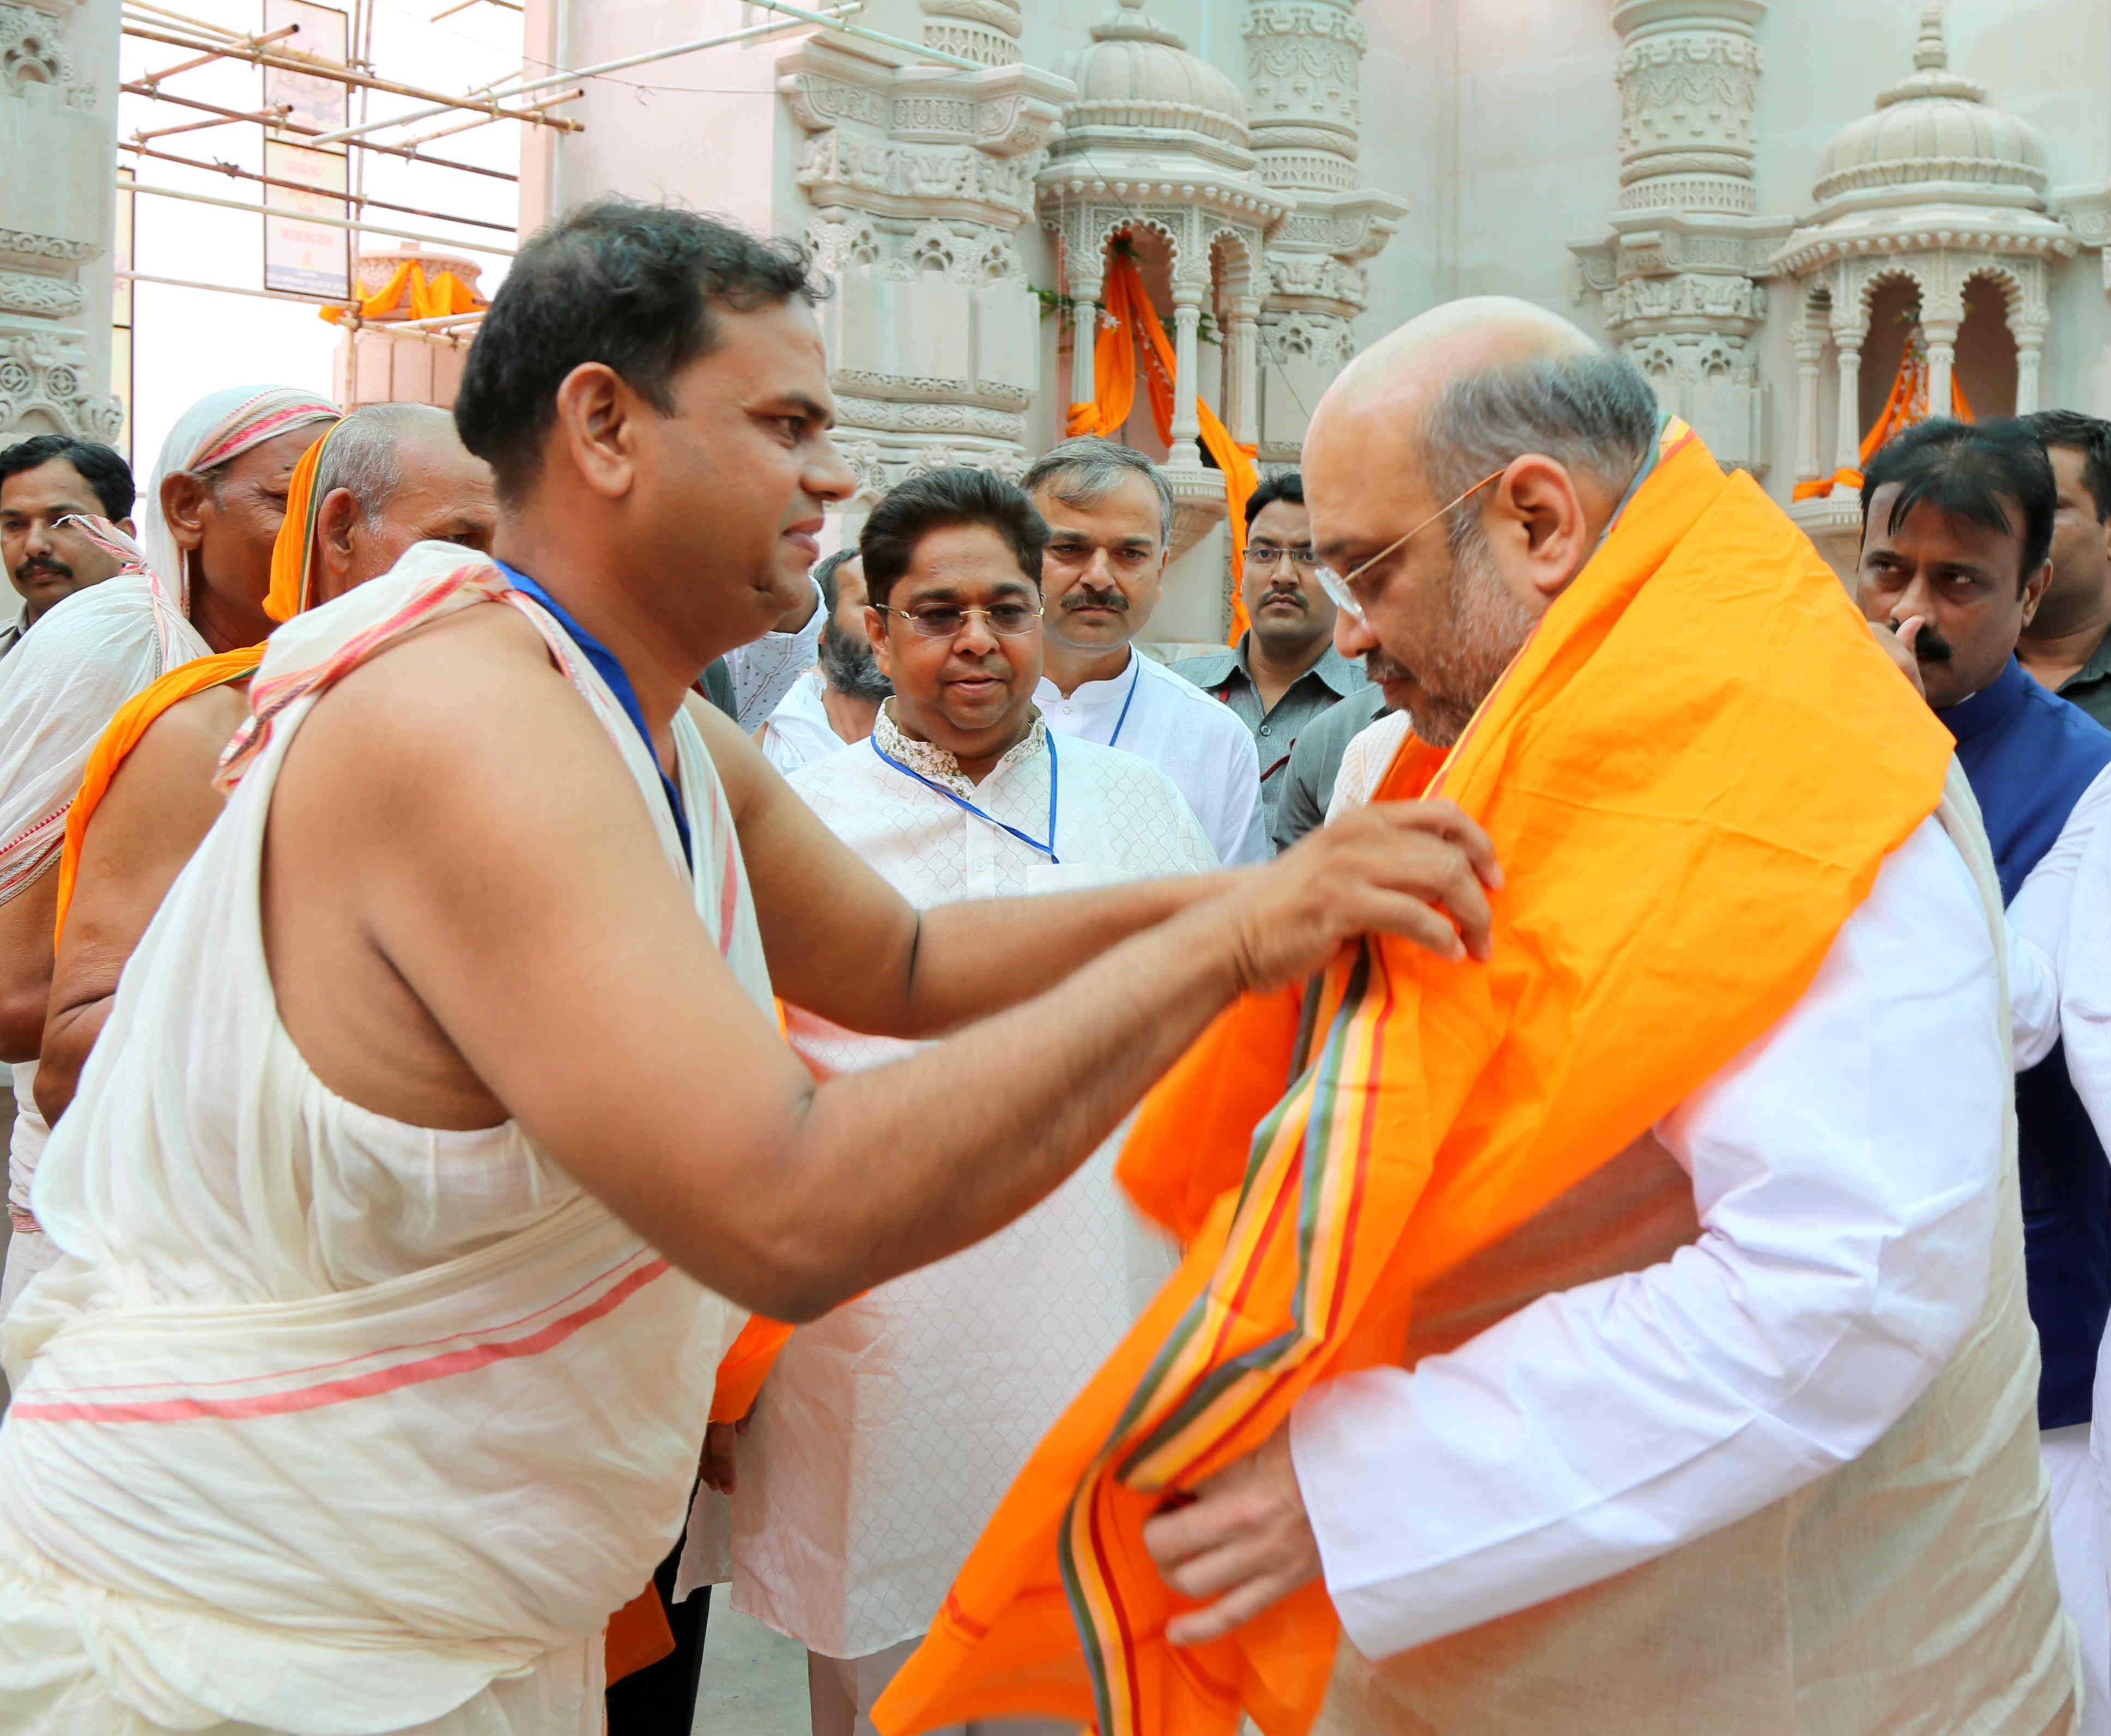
316,487,360,555
864,604,892,681
2022,556,2055,626
160,470,212,552
552,362,640,501
1488,456,1591,604
114,515,136,539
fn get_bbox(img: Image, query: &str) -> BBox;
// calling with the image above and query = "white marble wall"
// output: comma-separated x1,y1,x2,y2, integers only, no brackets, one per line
526,0,2111,516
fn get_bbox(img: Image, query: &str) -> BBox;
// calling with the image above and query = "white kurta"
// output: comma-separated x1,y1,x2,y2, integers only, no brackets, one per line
720,707,1216,1661
756,668,851,774
1289,798,2010,1662
1034,648,1266,867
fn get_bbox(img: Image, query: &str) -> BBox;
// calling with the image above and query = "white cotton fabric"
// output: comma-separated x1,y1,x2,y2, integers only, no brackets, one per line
1301,761,2076,1734
2007,762,2111,1068
137,384,337,614
686,706,1214,1660
0,544,768,1735
724,576,825,732
757,669,853,774
1323,707,1415,825
1034,648,1266,865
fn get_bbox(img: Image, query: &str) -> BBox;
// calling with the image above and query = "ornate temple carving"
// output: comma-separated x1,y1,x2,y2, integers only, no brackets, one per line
0,0,120,439
1572,0,1778,475
778,17,1069,501
1768,4,2076,561
1241,0,1402,463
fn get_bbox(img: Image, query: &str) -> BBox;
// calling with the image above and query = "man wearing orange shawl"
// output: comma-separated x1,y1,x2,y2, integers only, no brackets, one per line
35,403,494,1125
874,299,2076,1736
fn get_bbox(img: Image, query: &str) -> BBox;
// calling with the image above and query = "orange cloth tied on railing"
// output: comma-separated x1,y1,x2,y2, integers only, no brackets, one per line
871,421,1955,1736
1067,252,1258,646
1793,327,1974,501
320,259,484,327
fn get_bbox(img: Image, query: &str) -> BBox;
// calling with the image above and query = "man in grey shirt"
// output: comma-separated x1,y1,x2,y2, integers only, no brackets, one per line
1270,684,1391,855
1175,471,1364,848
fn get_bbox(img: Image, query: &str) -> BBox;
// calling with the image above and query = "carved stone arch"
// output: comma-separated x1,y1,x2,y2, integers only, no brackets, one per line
905,218,960,280
1208,225,1260,305
1958,259,2038,329
1854,260,1927,323
1102,213,1182,281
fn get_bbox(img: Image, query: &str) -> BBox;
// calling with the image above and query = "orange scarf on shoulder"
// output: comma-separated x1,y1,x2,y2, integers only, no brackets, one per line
872,423,1955,1736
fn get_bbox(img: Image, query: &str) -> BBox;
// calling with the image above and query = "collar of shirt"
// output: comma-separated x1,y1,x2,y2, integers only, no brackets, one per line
1180,636,1365,702
873,700,1048,796
1033,650,1142,717
1939,654,2033,746
0,598,28,657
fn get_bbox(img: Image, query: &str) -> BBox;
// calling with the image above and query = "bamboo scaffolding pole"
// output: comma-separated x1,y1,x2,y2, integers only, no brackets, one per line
138,20,296,84
117,84,519,181
750,0,980,70
132,110,246,142
305,2,862,147
125,178,518,257
118,140,516,233
394,86,580,150
118,268,352,309
120,20,583,132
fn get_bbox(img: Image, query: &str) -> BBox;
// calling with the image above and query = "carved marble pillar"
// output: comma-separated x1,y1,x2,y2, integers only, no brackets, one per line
1834,332,1864,475
0,0,124,441
1924,318,1958,423
1572,0,1772,474
1225,295,1260,447
2016,324,2046,416
1070,289,1100,405
780,34,1070,501
1793,324,1824,483
1243,0,1404,462
1169,292,1203,466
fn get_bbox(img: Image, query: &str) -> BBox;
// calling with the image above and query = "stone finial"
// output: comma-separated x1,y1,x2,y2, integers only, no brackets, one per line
1913,4,1948,71
1093,0,1185,49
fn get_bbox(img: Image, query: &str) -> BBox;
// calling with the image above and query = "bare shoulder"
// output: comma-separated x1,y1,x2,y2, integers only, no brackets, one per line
124,681,252,784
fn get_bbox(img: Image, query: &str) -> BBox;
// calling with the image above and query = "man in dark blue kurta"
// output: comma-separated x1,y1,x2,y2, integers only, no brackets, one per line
1857,418,2111,1621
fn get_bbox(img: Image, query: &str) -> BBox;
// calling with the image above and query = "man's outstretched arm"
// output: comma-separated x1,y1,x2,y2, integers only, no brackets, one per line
270,615,1500,1327
699,699,1495,1041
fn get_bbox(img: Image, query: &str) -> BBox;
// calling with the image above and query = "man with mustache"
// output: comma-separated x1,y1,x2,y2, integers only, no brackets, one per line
1855,416,2111,1653
0,438,139,658
1173,471,1366,851
755,547,890,772
1024,437,1266,866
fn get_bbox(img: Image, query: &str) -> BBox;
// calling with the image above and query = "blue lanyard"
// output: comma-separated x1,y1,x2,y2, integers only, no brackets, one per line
1107,658,1142,748
496,560,693,869
870,732,1060,863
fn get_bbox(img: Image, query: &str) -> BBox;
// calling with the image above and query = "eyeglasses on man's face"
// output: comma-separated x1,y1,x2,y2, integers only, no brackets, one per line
872,597,1045,639
1314,469,1506,626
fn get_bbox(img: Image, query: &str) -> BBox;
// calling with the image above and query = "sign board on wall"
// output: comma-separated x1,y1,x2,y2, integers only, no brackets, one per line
260,0,351,300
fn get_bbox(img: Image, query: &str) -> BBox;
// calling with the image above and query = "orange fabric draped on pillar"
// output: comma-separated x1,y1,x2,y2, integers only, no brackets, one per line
1793,326,1974,501
1067,253,1258,645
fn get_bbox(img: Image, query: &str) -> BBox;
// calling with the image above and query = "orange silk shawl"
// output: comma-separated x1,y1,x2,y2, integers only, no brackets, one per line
51,646,264,945
871,423,1956,1736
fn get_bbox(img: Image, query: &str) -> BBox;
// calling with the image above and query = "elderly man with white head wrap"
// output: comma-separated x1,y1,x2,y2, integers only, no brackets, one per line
0,384,337,1317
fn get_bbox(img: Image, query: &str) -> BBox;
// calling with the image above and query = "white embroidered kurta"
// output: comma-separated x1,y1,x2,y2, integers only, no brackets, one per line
0,546,765,1736
718,707,1216,1661
1035,649,1266,866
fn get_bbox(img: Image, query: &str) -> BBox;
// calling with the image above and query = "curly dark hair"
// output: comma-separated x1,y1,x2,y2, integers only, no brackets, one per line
455,197,824,502
1860,417,2055,594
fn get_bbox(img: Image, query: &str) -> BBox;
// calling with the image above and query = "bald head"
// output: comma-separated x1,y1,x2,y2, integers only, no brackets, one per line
311,402,496,605
1305,297,1660,745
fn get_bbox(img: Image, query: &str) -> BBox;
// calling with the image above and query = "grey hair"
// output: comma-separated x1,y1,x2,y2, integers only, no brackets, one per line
314,402,457,528
1020,436,1174,548
1421,348,1659,553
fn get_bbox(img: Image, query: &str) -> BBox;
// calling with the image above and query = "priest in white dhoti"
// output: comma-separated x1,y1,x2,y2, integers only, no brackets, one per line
0,384,338,1319
707,467,1215,1736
